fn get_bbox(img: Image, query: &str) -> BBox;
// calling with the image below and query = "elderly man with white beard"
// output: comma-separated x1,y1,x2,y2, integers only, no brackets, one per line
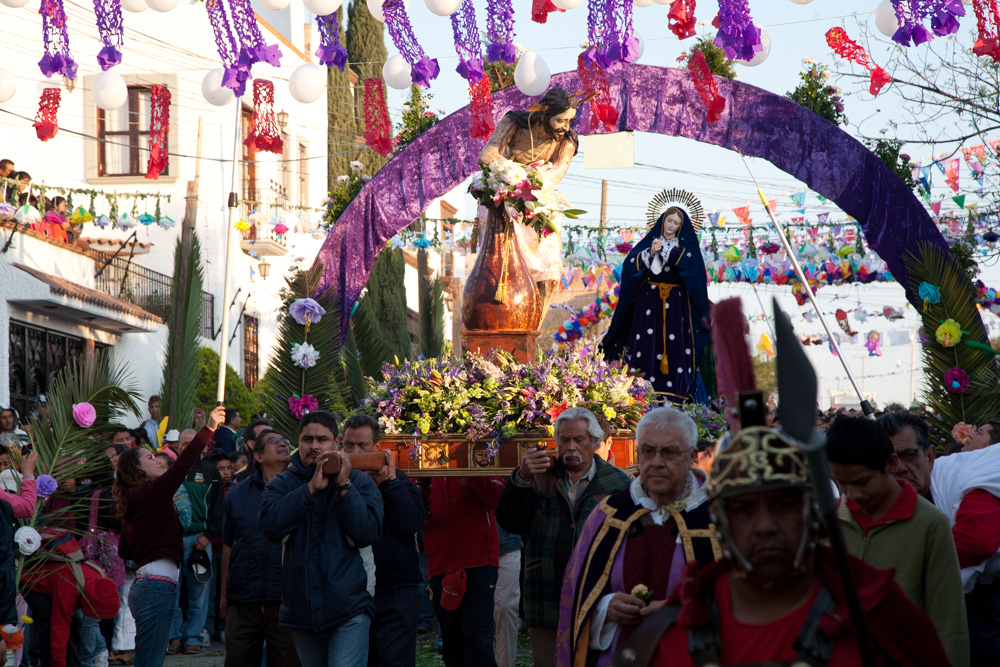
496,407,630,667
554,406,722,667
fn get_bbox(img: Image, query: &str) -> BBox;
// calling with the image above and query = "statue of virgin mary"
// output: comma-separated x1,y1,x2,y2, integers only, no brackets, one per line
600,190,711,404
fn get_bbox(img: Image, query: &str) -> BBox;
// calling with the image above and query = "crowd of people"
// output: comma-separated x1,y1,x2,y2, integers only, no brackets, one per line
1,391,999,667
1,158,89,251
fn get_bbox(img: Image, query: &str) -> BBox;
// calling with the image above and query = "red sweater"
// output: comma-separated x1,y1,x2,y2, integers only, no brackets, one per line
953,488,1000,569
423,476,505,578
121,426,212,569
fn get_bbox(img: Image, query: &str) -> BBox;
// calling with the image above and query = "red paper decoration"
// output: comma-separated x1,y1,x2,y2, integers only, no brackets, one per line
145,85,170,180
825,27,891,97
732,205,751,225
469,75,496,141
576,54,619,133
532,0,558,23
973,0,1000,62
244,79,283,155
668,0,697,40
33,88,61,141
687,49,725,124
363,78,393,157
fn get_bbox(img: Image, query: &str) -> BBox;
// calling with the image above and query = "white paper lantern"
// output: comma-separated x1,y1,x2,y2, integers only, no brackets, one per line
260,0,291,7
424,0,461,16
633,0,653,6
289,63,325,103
382,54,413,89
91,70,128,110
202,68,234,106
633,32,644,62
650,0,670,5
874,0,899,38
789,0,814,4
514,50,550,97
367,0,407,22
0,69,15,104
736,28,770,67
0,0,31,8
145,0,178,12
121,0,147,12
552,0,583,10
303,0,341,16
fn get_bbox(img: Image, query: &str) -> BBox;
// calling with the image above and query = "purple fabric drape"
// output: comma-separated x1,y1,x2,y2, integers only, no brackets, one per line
312,65,951,341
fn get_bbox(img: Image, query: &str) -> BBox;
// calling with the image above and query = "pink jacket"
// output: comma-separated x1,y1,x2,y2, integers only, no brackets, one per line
0,475,37,518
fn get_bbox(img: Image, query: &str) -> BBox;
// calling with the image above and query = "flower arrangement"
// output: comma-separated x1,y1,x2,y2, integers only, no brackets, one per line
786,61,845,126
473,159,583,237
324,161,371,229
360,348,652,441
681,402,728,444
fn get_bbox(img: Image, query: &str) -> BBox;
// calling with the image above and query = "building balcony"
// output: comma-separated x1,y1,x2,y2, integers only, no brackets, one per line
239,179,291,258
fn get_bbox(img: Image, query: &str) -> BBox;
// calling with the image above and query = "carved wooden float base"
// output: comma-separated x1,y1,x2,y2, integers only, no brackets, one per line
464,329,540,364
378,431,637,477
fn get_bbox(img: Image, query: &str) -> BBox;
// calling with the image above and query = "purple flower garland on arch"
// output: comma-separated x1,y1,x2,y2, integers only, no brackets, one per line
583,0,638,73
384,0,440,87
316,12,348,71
93,0,124,70
486,0,516,65
451,0,483,81
231,0,282,67
38,0,77,80
205,0,282,96
891,0,965,46
714,0,761,61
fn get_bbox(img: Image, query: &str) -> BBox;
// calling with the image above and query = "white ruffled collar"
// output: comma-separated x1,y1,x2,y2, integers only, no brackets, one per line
629,471,708,525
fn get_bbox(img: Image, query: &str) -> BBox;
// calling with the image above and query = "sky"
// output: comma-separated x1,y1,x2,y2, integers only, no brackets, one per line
380,0,987,233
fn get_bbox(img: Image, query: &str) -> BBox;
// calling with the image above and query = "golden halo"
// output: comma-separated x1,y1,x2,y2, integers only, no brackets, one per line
647,188,705,231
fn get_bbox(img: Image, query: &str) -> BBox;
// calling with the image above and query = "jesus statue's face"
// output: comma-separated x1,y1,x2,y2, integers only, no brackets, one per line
548,108,577,139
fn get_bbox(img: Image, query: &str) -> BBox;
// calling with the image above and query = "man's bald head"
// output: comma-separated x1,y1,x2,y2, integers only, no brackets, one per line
178,429,197,452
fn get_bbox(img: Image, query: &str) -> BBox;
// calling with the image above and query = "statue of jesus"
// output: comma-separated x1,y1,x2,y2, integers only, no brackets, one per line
475,88,580,325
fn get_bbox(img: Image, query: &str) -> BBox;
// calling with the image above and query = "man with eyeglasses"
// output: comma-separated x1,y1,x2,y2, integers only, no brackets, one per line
877,411,937,499
340,414,424,667
219,429,300,666
556,406,721,667
260,410,383,666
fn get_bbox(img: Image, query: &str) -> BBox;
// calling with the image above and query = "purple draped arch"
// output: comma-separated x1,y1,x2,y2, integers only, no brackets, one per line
314,64,949,336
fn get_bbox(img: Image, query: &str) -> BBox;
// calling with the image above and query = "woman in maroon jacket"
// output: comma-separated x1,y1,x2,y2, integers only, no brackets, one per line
113,405,224,667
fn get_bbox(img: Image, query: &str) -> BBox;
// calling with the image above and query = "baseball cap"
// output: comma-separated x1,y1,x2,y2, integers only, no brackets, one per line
439,569,467,611
188,548,212,584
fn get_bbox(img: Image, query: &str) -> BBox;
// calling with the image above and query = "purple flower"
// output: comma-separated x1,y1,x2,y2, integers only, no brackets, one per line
289,298,326,326
944,367,970,395
72,402,96,428
36,474,59,497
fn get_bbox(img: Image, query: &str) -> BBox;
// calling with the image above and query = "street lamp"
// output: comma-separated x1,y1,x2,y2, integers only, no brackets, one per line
276,109,289,133
258,259,270,280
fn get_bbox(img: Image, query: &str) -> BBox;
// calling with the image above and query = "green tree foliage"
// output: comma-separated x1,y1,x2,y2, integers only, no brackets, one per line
159,232,205,431
363,247,411,362
194,347,259,420
486,58,517,93
395,86,440,150
863,137,920,192
324,164,368,227
347,0,390,172
417,249,444,358
685,37,737,79
786,62,846,126
753,354,777,402
327,9,358,183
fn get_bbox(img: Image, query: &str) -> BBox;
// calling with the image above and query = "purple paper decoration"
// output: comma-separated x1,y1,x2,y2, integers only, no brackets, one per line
38,0,78,80
204,0,282,96
713,0,762,61
316,12,348,71
891,0,965,46
486,0,515,65
451,0,483,82
583,0,638,73
383,0,440,87
93,0,123,70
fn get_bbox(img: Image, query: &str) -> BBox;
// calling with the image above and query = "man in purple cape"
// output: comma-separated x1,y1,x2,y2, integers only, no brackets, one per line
555,407,721,667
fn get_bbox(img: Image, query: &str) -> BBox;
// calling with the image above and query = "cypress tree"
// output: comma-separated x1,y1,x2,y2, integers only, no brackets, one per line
417,248,444,359
327,9,357,183
347,0,390,172
363,246,411,362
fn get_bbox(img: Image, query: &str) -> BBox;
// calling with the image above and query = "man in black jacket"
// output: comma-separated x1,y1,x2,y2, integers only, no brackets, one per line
233,418,271,484
341,415,425,667
168,431,225,654
221,428,300,666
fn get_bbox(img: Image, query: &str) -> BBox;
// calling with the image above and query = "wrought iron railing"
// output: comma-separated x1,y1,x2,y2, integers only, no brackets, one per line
240,179,290,246
92,250,215,333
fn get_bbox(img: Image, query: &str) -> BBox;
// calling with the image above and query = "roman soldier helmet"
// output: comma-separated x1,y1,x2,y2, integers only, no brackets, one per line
706,426,818,576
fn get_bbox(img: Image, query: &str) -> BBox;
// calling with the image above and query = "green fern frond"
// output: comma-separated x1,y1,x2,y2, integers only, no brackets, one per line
160,233,205,430
904,242,996,438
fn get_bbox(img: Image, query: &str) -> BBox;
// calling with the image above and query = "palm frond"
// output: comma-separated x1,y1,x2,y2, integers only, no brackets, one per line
264,269,349,437
160,232,206,430
903,243,996,437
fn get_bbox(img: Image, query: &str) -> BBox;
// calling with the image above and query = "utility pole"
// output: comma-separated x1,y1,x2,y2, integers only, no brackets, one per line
599,179,608,235
166,117,203,429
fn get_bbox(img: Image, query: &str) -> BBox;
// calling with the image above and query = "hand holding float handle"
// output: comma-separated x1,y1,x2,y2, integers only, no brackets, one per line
322,451,398,476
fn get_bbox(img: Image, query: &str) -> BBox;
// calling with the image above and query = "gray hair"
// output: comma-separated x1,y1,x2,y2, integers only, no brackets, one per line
636,407,698,449
179,429,197,440
554,407,604,444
